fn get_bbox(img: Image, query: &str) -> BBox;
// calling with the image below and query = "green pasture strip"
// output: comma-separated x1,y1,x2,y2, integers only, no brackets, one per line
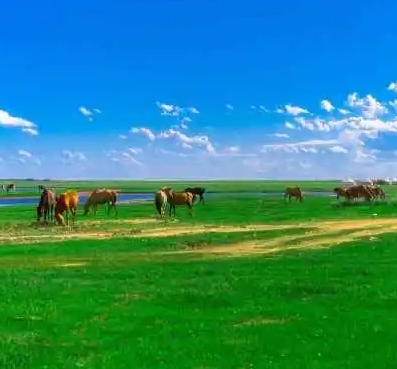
1,196,397,227
1,179,343,194
0,234,397,368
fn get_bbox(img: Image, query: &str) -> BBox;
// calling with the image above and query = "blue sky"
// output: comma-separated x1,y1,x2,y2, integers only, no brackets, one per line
2,0,397,179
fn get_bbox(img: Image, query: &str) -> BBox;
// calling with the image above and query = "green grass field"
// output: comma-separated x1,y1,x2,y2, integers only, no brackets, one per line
1,194,397,368
0,179,343,196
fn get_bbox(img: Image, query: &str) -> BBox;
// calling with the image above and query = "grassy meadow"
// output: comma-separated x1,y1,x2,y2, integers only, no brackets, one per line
0,179,346,197
0,193,397,368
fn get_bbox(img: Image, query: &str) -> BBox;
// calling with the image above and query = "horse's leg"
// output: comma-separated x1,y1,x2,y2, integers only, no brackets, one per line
187,202,193,216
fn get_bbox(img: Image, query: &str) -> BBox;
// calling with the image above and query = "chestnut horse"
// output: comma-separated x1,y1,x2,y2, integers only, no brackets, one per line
83,189,118,216
55,190,79,226
162,187,195,217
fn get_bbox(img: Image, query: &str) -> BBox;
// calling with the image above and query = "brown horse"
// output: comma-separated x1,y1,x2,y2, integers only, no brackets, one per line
154,187,168,218
333,187,350,201
284,187,303,202
344,185,372,202
184,187,206,204
55,190,79,226
365,185,386,200
83,189,118,216
163,187,195,217
36,189,56,222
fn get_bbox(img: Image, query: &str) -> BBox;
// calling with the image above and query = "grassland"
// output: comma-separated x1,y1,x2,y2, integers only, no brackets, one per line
0,179,345,196
1,194,397,368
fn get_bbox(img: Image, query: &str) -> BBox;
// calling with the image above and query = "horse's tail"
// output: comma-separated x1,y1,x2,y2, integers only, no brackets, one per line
155,194,163,215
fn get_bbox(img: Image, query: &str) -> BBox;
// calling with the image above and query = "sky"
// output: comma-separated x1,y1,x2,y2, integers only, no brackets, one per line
2,0,397,180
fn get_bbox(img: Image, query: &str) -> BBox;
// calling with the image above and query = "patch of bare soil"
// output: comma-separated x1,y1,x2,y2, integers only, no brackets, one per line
57,262,87,268
164,219,397,258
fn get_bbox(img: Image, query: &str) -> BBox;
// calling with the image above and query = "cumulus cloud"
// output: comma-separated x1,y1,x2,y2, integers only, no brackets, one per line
155,101,200,117
158,129,216,154
0,109,39,135
320,99,334,112
280,104,309,116
130,127,156,141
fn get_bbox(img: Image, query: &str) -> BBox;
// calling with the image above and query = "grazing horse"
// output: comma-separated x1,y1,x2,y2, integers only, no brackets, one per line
345,185,372,202
333,187,351,201
366,185,386,200
284,187,303,202
83,189,118,216
163,187,195,217
55,190,79,226
154,187,168,218
36,189,56,223
184,187,206,205
6,183,15,193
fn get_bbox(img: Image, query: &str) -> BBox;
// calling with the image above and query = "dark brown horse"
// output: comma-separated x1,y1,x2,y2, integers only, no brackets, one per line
36,189,56,222
6,183,15,193
38,184,46,192
284,187,303,202
184,187,206,204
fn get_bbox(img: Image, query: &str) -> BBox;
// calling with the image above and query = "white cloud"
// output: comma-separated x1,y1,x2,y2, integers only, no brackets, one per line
158,128,216,154
251,105,268,113
284,104,309,116
285,122,295,129
22,128,38,136
0,109,39,135
61,150,87,164
155,102,200,117
107,149,144,166
17,149,41,165
130,127,156,141
127,147,142,155
78,106,100,121
320,99,334,112
226,104,234,110
119,134,127,139
388,82,397,93
329,145,348,154
274,133,289,138
338,109,349,115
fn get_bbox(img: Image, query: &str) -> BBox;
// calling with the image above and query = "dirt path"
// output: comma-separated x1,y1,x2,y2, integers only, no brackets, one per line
1,218,397,259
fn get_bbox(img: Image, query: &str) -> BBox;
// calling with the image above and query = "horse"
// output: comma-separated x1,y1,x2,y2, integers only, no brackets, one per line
38,184,46,192
333,187,351,201
344,185,372,202
184,187,206,205
55,190,79,226
154,187,168,218
365,185,386,200
284,187,303,202
162,187,195,217
36,189,56,223
6,183,15,193
83,189,118,216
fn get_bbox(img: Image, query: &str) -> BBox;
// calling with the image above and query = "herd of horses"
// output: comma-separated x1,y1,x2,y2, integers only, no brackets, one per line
3,182,386,227
283,184,386,203
34,186,206,226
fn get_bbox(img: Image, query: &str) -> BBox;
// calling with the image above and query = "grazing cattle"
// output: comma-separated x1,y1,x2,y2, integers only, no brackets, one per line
284,187,303,202
162,187,195,217
55,190,79,226
36,189,56,223
184,187,206,205
83,189,118,216
154,187,168,218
